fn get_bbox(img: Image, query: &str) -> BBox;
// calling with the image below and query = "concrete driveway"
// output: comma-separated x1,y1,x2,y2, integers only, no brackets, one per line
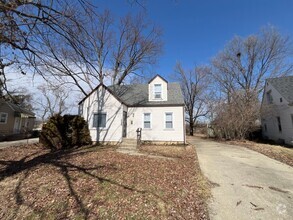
188,136,293,220
0,138,39,149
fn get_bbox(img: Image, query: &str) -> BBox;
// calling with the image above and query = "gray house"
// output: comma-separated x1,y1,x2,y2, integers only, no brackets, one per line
0,99,35,140
261,76,293,145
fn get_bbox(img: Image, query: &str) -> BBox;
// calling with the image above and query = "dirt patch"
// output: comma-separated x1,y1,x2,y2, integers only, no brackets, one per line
0,143,210,219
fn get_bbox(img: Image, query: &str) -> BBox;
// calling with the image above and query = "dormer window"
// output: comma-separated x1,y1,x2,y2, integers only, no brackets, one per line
154,84,162,99
148,75,168,102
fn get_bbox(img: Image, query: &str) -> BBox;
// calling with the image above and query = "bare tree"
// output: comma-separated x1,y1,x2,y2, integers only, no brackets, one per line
211,91,260,140
36,11,162,94
35,83,72,121
1,1,162,96
212,26,293,101
210,26,293,140
0,0,94,93
174,62,212,136
3,87,34,111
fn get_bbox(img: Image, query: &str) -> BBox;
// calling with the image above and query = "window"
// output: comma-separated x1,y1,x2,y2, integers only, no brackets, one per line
0,113,8,124
277,116,282,132
165,113,173,129
93,112,106,128
154,84,162,99
266,91,273,104
280,98,283,103
143,113,151,128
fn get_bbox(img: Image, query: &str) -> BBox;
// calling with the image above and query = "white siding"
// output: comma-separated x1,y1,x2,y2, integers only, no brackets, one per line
262,82,293,145
126,106,185,142
148,76,168,101
81,86,123,143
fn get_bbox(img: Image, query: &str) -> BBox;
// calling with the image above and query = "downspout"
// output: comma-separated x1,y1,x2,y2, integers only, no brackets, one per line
183,105,186,144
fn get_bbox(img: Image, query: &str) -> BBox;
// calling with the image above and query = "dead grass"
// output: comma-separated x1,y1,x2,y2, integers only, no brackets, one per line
225,140,293,167
0,143,209,219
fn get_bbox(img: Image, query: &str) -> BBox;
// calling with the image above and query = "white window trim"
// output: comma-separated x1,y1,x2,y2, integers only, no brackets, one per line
154,84,162,99
143,113,152,129
92,112,107,129
0,112,8,124
164,112,174,129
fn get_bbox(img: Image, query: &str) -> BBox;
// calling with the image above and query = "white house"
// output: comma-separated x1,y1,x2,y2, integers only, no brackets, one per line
261,76,293,145
78,75,186,144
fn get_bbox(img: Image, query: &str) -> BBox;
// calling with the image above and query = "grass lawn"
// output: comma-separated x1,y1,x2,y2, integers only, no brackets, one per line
225,140,293,167
0,143,210,219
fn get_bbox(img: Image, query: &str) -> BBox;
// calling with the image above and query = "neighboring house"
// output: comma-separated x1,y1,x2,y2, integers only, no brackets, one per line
261,76,293,145
79,75,186,144
0,99,35,138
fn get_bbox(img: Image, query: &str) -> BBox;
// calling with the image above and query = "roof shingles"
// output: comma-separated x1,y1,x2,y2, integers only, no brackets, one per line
267,76,293,104
108,83,185,106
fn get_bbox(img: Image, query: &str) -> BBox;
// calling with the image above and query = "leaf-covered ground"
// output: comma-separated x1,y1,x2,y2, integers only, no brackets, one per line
0,143,210,219
225,140,293,167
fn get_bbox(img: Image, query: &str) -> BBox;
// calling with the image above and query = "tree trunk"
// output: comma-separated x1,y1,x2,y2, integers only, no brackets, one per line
189,120,194,136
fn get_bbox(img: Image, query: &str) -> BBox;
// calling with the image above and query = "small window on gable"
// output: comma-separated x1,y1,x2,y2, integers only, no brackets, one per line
280,98,283,103
143,113,151,129
277,116,282,132
154,84,162,99
93,112,106,128
0,113,8,124
165,113,173,129
266,91,273,104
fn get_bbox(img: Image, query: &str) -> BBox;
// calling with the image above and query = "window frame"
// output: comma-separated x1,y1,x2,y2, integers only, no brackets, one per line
93,112,107,128
143,113,151,129
154,84,162,99
277,116,282,132
266,91,273,104
0,112,8,124
165,112,173,129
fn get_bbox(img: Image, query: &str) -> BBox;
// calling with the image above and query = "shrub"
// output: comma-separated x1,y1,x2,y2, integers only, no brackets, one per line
40,114,92,150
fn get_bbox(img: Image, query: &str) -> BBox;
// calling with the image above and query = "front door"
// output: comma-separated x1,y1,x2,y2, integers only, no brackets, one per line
13,117,21,134
122,111,127,138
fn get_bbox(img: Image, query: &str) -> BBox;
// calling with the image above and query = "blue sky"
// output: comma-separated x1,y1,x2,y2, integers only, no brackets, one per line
99,0,293,79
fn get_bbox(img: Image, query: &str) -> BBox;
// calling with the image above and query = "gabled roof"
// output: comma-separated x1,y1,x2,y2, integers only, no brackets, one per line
108,83,184,107
0,99,35,116
79,82,185,107
148,74,168,84
267,76,293,104
78,84,126,105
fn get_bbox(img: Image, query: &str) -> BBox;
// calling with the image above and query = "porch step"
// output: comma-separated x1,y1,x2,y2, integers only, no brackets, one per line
117,138,138,154
122,138,137,144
